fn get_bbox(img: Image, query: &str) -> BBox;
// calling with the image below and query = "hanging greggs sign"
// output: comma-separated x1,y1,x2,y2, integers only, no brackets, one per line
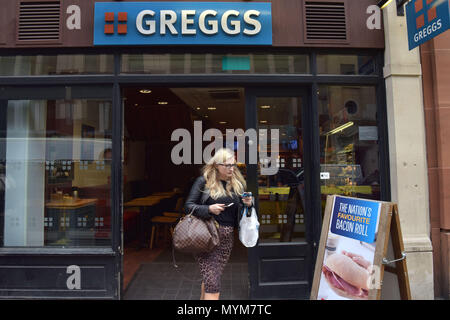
406,0,450,50
93,2,272,46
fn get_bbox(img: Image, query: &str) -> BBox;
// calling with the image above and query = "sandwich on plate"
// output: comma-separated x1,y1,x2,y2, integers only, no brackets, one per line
322,253,370,299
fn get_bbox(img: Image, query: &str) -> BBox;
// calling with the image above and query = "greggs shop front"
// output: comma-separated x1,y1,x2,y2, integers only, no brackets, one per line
0,0,389,299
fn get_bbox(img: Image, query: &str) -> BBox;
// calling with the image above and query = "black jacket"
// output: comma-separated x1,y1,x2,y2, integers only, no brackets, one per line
184,176,250,222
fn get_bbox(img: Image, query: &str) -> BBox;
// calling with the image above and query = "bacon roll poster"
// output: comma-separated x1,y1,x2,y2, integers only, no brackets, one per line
316,196,381,300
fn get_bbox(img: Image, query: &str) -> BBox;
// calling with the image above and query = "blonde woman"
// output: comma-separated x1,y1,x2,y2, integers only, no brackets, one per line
184,148,253,300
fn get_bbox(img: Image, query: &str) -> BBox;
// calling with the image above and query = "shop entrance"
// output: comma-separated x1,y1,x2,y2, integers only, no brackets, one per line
120,85,316,300
121,86,250,300
246,87,315,299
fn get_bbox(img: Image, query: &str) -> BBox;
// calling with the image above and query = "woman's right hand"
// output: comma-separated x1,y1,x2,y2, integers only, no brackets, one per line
208,203,225,215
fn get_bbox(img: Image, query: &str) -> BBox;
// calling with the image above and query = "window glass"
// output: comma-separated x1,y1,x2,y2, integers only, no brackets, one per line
318,85,380,217
0,55,114,76
0,98,112,247
256,97,306,242
317,55,376,75
121,53,310,74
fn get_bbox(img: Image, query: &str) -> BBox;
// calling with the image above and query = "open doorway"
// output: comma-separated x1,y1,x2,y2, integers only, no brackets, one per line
122,86,249,300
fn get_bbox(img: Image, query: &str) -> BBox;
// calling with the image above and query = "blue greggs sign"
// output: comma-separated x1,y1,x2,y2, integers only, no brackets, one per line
93,2,272,46
406,0,450,50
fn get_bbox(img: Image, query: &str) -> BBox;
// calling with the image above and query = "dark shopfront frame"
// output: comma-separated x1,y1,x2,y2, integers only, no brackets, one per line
0,47,390,299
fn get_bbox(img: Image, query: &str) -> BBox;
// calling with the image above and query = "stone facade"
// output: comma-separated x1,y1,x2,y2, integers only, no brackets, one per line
383,4,434,299
421,30,450,300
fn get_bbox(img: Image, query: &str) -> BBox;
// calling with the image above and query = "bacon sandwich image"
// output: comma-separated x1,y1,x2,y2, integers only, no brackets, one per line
322,253,370,299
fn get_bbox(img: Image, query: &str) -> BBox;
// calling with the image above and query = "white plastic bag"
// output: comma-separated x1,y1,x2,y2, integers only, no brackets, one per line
239,207,260,247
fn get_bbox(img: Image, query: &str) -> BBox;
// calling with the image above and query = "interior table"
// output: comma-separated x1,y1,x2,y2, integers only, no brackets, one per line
123,194,174,248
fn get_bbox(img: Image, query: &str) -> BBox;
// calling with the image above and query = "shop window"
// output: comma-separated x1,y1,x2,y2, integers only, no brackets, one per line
256,96,306,243
317,55,376,75
120,53,310,75
0,98,112,247
318,85,380,216
0,54,114,76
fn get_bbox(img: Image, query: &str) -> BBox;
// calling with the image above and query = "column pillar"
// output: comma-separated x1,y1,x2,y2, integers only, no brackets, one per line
382,3,434,299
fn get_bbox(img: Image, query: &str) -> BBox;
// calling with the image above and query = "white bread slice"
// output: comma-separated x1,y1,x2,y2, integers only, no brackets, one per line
325,253,370,291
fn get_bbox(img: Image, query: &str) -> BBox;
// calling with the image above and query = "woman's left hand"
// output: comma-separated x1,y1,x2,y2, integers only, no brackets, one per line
242,196,253,207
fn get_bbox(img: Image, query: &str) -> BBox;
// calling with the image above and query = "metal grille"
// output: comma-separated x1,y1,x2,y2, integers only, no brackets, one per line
18,1,60,41
305,2,347,41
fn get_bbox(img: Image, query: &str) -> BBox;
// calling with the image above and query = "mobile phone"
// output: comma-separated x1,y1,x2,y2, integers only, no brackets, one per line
226,203,234,207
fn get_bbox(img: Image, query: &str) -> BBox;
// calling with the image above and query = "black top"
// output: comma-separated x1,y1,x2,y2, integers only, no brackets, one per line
205,180,240,227
184,176,249,229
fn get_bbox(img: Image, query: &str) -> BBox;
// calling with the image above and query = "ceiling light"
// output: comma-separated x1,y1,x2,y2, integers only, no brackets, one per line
158,101,168,105
377,0,410,15
219,121,227,124
196,107,201,110
139,89,152,94
325,121,354,136
260,120,268,124
260,105,271,109
377,0,394,9
208,107,216,110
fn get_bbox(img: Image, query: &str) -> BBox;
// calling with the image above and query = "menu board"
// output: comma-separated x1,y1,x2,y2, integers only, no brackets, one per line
312,195,383,300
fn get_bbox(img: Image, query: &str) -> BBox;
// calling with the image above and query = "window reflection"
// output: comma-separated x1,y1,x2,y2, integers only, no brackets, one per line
256,97,306,243
317,55,376,75
121,53,310,74
0,55,114,76
318,85,380,216
0,99,112,247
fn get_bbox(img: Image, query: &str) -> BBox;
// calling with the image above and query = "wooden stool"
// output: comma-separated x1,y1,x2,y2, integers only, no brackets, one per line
162,211,184,218
162,197,185,219
149,216,177,249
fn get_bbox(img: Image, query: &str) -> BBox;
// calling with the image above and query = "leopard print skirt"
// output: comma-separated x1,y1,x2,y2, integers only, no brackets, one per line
195,225,234,293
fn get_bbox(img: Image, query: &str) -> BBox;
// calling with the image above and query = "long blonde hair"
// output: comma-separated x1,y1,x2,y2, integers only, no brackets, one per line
202,148,246,199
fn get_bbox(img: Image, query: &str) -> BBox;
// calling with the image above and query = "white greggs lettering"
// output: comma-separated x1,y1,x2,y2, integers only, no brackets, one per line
414,19,442,42
136,9,262,36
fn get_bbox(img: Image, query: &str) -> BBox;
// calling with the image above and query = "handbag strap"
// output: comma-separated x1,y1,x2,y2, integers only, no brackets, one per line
187,204,198,216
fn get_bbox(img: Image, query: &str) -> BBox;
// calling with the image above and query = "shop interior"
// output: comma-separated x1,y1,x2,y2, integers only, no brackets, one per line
1,83,379,298
0,54,382,299
121,86,250,292
120,86,316,298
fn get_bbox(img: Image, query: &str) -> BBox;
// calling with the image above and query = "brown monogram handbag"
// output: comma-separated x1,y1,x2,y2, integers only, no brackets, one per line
172,205,219,254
